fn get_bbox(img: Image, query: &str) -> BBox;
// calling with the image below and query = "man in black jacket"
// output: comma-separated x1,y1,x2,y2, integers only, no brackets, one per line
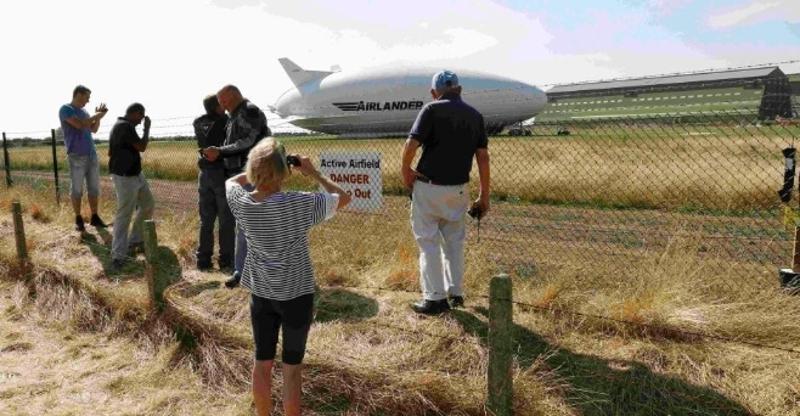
203,85,270,287
194,95,233,271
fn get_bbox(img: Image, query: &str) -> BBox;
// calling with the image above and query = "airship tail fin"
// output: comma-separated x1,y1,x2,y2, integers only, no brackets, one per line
279,58,334,87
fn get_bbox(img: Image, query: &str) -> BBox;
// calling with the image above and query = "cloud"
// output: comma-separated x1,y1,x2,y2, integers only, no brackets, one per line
621,0,693,18
0,0,796,133
211,0,549,62
708,0,800,29
212,0,261,8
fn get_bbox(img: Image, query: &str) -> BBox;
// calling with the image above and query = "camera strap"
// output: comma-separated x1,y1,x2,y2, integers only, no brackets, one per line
476,217,481,243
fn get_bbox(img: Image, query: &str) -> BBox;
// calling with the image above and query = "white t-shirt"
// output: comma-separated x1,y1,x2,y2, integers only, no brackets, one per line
226,182,339,300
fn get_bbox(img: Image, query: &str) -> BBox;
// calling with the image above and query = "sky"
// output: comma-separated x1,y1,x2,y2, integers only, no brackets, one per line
0,0,798,137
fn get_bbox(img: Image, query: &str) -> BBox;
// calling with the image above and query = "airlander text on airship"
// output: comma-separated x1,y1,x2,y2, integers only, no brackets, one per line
332,101,425,112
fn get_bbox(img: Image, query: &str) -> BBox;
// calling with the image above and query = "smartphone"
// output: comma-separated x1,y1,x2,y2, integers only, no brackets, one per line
286,155,301,167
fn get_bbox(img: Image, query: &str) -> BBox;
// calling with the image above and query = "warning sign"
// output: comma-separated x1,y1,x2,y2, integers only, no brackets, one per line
319,151,382,212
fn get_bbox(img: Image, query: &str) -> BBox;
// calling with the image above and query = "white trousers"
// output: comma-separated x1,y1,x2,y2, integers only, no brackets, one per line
411,180,469,301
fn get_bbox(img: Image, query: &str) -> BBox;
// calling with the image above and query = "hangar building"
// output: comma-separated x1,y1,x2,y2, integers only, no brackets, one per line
538,66,793,122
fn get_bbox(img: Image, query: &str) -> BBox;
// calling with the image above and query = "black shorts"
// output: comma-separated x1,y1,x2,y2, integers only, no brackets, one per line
250,293,314,365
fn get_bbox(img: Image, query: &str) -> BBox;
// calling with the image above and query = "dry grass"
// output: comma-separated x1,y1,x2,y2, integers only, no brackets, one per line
0,275,252,415
28,203,51,223
1,172,800,415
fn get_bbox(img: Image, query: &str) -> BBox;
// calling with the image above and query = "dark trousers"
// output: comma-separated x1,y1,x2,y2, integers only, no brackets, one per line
197,168,234,266
224,168,249,274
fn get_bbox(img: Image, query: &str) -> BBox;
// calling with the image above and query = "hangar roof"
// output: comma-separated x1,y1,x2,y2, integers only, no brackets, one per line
548,67,784,95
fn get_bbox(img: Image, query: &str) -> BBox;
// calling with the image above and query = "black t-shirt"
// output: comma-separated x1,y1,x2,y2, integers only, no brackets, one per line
108,117,145,176
408,93,488,185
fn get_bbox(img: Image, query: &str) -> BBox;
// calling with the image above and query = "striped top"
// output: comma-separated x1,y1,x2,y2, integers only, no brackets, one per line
226,182,339,301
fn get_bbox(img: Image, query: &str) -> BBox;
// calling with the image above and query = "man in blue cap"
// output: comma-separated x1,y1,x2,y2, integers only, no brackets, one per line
400,70,491,315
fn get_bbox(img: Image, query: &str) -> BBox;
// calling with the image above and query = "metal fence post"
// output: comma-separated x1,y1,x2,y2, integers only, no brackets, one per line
12,201,28,262
2,132,11,188
50,129,60,206
488,273,513,416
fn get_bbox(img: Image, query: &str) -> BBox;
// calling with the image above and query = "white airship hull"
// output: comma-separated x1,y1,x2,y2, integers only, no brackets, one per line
274,59,547,136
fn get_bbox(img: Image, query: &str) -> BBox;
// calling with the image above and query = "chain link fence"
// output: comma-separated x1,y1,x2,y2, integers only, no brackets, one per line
2,77,800,341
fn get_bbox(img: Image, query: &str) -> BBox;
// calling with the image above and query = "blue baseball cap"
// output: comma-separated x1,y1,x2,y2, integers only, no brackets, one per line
432,70,459,91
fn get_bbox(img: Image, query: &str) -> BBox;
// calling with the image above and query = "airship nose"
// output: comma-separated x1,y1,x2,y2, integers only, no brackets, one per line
273,96,292,118
516,82,548,113
274,86,304,118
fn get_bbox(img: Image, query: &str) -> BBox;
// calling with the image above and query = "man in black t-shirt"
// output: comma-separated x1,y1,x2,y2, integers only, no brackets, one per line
194,95,233,271
108,103,154,270
400,70,491,315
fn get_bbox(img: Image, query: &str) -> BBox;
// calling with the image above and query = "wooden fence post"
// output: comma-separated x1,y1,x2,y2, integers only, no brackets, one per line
2,132,11,188
143,219,163,311
50,129,60,206
488,273,513,416
12,201,28,262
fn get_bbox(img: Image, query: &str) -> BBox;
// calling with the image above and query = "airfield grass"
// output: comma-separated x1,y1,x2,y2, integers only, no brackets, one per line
4,123,794,213
1,179,799,415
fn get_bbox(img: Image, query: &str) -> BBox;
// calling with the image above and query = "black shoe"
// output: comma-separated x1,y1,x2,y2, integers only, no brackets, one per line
75,216,86,232
111,258,126,272
218,258,232,273
197,259,212,271
411,299,451,315
224,271,241,289
90,214,108,228
128,242,145,256
449,295,464,308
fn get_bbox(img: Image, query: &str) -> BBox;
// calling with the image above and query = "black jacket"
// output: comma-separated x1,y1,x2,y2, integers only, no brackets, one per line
193,113,228,170
218,100,270,172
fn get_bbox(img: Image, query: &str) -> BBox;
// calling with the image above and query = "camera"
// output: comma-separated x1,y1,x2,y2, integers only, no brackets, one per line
468,204,482,219
286,155,301,167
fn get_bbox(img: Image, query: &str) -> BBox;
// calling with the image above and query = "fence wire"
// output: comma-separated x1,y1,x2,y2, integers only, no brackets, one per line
2,76,800,353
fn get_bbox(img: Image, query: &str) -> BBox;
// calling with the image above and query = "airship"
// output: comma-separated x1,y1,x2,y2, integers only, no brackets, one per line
272,58,547,136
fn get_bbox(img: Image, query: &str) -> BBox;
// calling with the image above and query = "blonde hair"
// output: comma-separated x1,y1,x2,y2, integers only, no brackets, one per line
245,137,289,189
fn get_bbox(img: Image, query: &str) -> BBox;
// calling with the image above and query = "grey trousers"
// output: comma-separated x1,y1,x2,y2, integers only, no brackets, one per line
111,173,155,261
196,169,235,266
410,181,469,301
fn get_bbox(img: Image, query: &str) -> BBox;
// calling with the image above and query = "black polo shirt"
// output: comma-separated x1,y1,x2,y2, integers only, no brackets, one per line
408,92,488,185
108,117,145,176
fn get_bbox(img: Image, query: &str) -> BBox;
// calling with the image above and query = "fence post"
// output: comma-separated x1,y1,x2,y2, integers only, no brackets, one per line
2,132,11,188
143,219,164,311
488,273,513,416
50,129,60,206
12,201,28,262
